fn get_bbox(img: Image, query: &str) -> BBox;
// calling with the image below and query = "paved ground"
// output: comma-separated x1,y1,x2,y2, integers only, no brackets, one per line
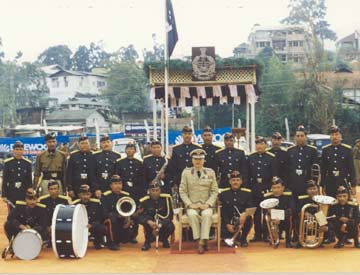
1,189,360,273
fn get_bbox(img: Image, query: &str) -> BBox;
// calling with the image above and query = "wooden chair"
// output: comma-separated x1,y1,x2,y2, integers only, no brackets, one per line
177,201,221,252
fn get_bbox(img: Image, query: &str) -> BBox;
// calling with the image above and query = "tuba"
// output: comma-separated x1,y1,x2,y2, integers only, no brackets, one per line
260,198,280,248
116,196,137,227
298,195,336,248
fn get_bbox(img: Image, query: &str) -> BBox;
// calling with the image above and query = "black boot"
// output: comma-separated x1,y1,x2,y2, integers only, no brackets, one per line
162,239,170,248
141,242,151,251
334,241,344,249
250,235,262,242
354,239,360,248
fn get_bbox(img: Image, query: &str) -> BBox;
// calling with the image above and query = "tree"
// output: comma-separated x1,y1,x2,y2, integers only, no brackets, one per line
143,34,164,62
104,62,147,115
38,45,72,69
71,42,110,72
282,0,338,133
118,44,139,63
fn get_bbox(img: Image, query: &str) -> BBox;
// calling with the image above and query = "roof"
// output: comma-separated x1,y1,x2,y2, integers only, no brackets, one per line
251,24,307,32
337,31,359,45
46,109,102,121
61,97,109,107
321,71,360,89
49,69,106,78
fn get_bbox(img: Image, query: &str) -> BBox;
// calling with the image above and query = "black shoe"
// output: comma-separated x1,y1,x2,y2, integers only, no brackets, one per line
108,243,120,251
334,241,344,249
94,243,102,250
286,242,293,248
250,236,262,242
240,240,249,247
130,238,138,244
141,242,151,251
162,239,170,248
354,243,360,248
294,242,302,249
345,239,353,245
323,239,332,244
47,242,52,248
263,236,270,243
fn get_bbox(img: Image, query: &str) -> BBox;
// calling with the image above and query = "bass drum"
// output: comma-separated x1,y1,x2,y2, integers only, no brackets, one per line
51,204,88,259
12,229,43,260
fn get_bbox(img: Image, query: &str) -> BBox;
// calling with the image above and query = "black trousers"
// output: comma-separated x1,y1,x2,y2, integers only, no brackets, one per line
253,196,266,238
333,221,359,242
4,221,46,241
141,219,175,243
104,214,138,245
90,224,107,244
221,216,252,241
278,216,292,242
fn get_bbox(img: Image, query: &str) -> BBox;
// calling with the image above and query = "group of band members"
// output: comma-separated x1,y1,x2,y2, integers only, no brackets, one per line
1,123,359,254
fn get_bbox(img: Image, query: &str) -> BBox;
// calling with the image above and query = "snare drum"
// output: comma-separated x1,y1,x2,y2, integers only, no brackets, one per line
12,229,43,260
51,204,88,259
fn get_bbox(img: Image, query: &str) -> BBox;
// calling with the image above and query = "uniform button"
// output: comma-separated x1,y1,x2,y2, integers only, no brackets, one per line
259,154,262,158
229,150,232,154
299,153,302,156
156,164,159,167
334,154,337,157
186,152,189,155
106,158,109,161
257,167,260,170
130,172,133,175
130,161,133,164
334,161,337,163
84,165,87,167
105,164,108,167
298,165,301,168
229,163,232,166
228,156,232,159
105,170,108,173
17,161,20,164
130,166,132,169
18,174,20,176
84,159,87,161
299,159,302,162
156,159,159,162
18,167,21,170
258,161,261,163
335,147,338,150
334,167,338,170
300,147,303,151
257,174,260,176
186,159,189,162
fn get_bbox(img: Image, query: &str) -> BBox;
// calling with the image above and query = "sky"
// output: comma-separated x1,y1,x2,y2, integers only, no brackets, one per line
0,0,359,62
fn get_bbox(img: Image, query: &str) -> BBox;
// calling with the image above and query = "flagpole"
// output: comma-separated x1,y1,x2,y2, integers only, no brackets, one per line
164,0,169,155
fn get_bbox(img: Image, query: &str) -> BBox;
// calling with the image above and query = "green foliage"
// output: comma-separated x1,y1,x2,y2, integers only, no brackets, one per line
104,62,148,115
38,45,72,69
71,42,110,72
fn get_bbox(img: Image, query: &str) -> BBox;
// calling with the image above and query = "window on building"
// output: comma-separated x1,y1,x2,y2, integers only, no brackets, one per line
64,76,68,87
52,77,59,88
97,81,106,88
280,54,287,62
80,76,84,87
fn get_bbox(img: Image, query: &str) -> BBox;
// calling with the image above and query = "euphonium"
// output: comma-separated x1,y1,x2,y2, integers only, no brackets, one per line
116,196,137,226
298,195,336,248
260,198,280,248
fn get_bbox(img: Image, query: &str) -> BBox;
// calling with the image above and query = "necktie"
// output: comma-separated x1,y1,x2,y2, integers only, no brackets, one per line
197,171,201,178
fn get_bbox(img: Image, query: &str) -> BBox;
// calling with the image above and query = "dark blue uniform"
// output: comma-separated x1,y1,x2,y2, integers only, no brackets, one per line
39,194,69,226
66,150,96,194
268,147,288,185
1,157,32,205
321,143,356,197
202,143,222,173
143,155,171,194
92,150,121,193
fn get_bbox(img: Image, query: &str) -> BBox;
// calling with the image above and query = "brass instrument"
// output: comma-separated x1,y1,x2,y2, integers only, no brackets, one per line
224,206,243,247
298,195,336,248
260,198,280,249
311,163,321,186
154,155,168,187
116,196,137,227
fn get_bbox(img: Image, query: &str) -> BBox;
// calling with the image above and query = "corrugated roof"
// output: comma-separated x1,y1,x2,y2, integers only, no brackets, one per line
61,97,109,107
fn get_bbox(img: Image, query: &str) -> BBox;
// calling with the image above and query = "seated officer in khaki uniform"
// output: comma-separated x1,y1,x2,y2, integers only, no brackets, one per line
179,149,218,254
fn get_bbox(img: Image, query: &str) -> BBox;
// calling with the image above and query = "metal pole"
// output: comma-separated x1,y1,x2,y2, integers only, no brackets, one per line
161,100,165,149
285,117,290,141
153,99,158,140
232,103,235,128
246,96,250,148
250,102,256,152
164,0,169,155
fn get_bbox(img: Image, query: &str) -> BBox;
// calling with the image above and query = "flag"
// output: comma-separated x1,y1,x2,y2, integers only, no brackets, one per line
166,0,178,58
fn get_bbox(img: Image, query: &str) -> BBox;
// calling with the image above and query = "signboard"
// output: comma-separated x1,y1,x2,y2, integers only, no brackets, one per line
192,46,216,81
124,123,161,140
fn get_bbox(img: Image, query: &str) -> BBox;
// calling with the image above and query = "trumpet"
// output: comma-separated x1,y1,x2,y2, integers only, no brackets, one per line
224,206,243,247
260,198,280,249
116,196,137,228
298,195,336,248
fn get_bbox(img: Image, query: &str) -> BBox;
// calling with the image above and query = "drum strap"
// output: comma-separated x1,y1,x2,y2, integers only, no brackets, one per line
104,219,114,242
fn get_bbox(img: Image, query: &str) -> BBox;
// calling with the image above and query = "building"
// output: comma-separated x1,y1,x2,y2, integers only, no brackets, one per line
60,93,110,111
247,24,308,63
46,109,120,134
336,30,360,62
41,65,108,104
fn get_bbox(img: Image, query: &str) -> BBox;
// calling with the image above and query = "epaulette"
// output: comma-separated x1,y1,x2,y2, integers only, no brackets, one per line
298,195,309,200
264,192,273,198
4,157,14,163
59,195,70,201
93,150,102,155
22,157,32,164
90,198,100,203
139,195,150,202
306,144,317,150
113,151,122,157
219,187,230,193
39,194,50,201
172,143,181,149
57,150,65,155
265,151,275,158
116,158,122,162
120,191,130,196
215,148,225,154
241,188,252,193
287,145,297,150
143,154,152,159
347,201,358,206
283,191,292,196
16,200,26,205
193,143,202,148
70,150,80,155
103,190,112,196
160,194,171,198
322,144,332,149
212,144,222,150
279,146,287,151
133,157,143,163
36,203,46,208
341,143,352,149
249,151,257,156
71,199,81,205
234,147,244,152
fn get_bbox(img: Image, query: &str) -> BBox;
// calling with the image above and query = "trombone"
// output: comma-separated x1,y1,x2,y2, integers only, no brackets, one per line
224,206,244,248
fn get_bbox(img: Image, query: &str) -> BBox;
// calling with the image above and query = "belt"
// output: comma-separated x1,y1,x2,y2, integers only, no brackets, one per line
42,171,62,180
